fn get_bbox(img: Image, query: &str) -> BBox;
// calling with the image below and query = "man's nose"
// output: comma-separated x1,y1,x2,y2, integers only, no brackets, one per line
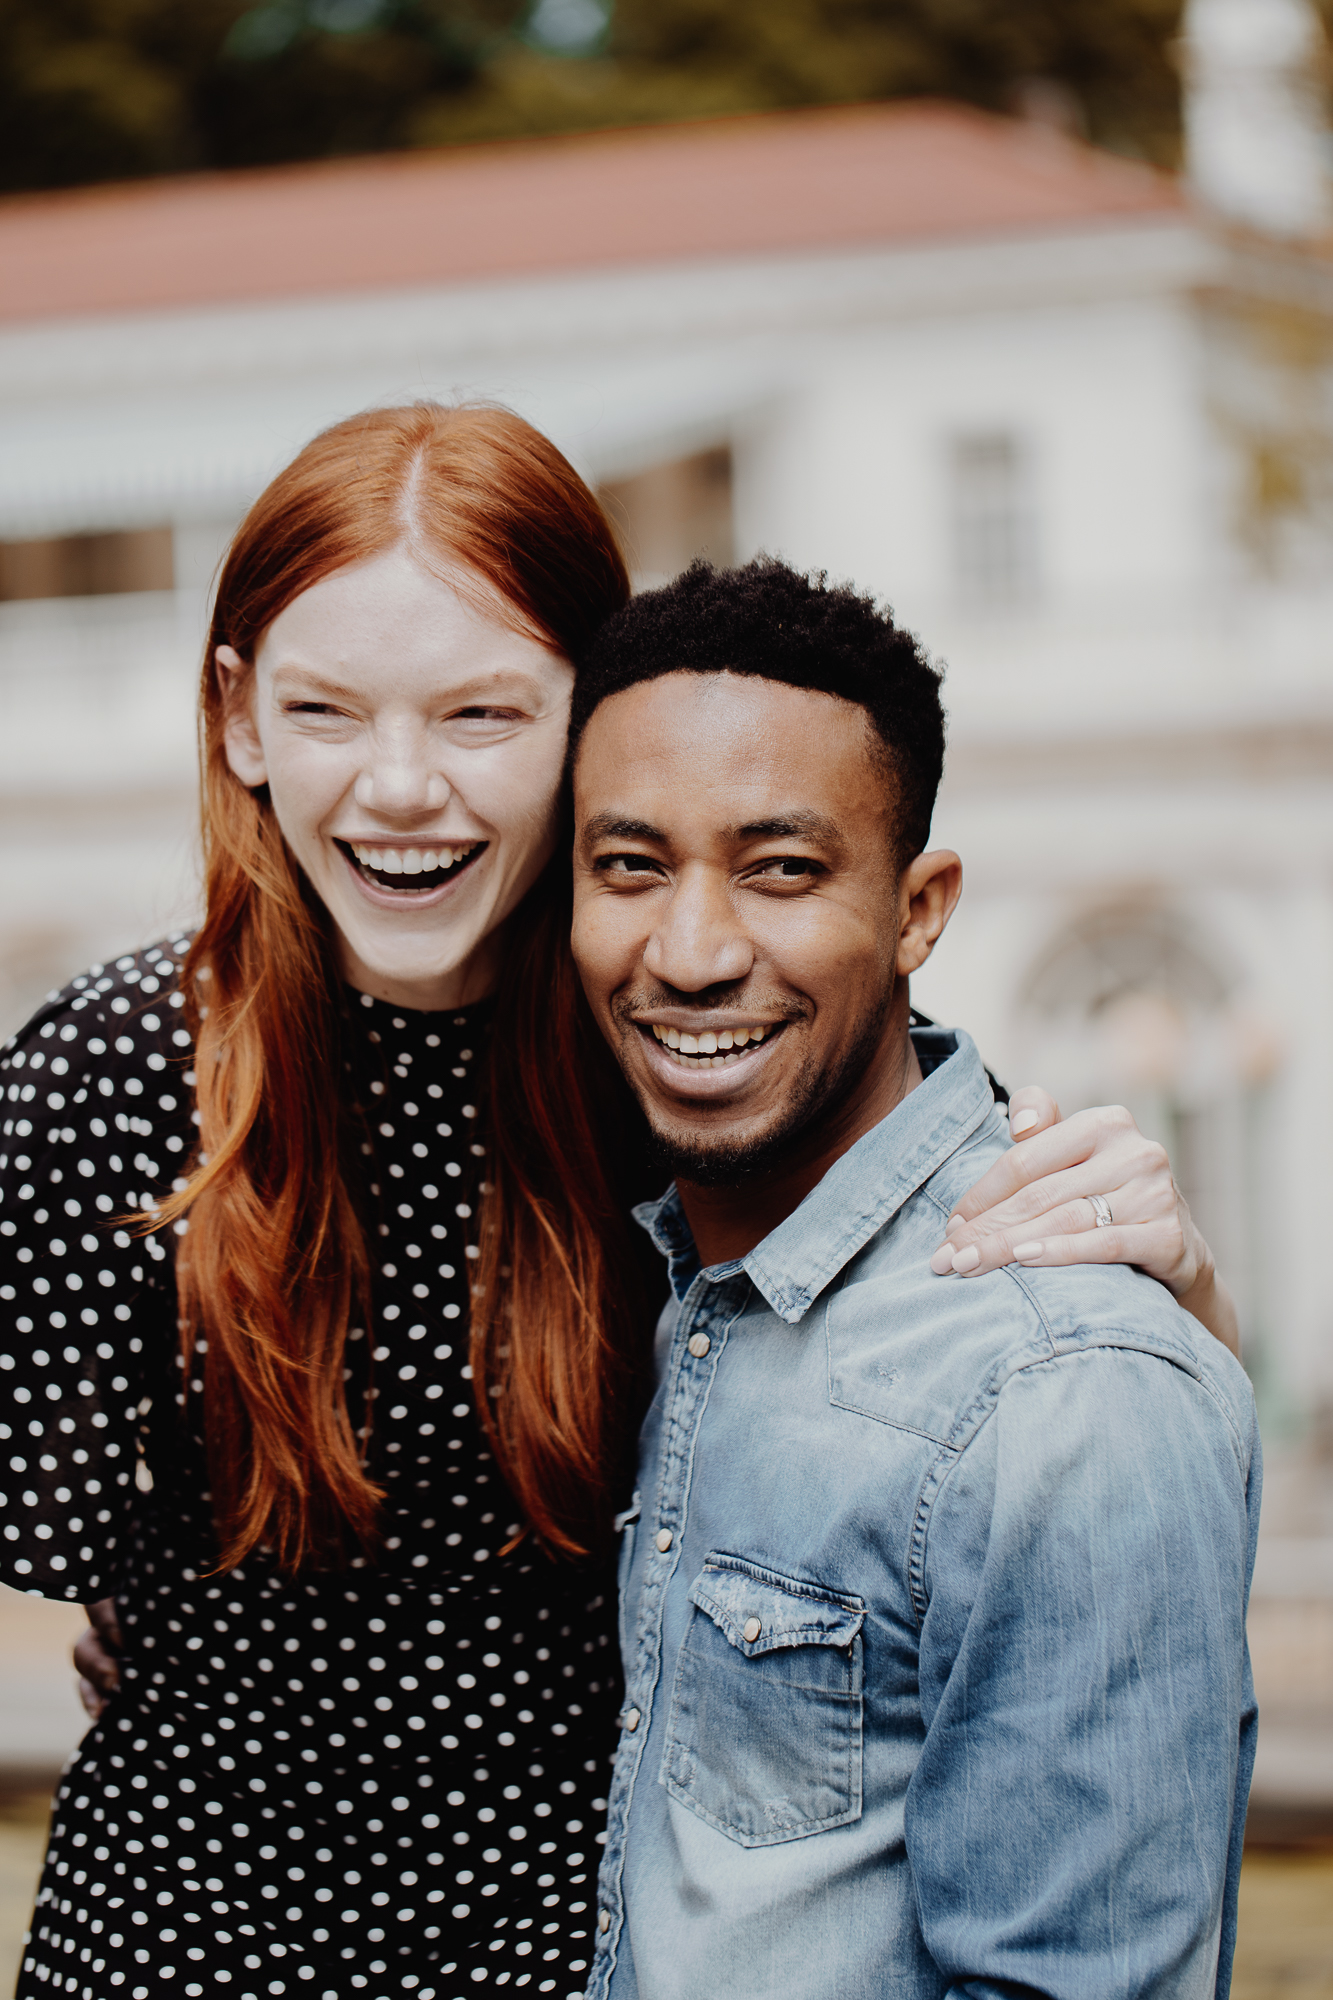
353,736,451,816
642,870,754,992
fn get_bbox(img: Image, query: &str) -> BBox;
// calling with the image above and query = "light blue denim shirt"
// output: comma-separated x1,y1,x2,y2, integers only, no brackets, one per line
588,1028,1260,2000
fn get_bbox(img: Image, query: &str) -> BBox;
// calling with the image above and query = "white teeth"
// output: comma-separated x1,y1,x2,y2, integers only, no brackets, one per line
650,1022,774,1059
350,840,479,877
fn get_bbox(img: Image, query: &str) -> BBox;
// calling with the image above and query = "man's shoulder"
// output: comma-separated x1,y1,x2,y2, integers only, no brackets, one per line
827,1118,1254,1457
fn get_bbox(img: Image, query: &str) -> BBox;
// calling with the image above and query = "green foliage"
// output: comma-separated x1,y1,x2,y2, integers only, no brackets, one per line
0,0,1191,198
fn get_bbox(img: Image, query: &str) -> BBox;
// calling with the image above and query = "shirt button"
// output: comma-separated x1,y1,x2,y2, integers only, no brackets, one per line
655,1528,673,1552
624,1707,641,1732
599,1911,611,1934
688,1333,711,1358
742,1617,762,1643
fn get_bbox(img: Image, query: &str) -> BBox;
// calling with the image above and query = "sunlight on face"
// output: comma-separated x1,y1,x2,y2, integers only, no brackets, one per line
221,543,574,1010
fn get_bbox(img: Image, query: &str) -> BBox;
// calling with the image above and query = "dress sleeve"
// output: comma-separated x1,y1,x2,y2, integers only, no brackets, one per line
0,939,196,1602
908,1342,1259,2000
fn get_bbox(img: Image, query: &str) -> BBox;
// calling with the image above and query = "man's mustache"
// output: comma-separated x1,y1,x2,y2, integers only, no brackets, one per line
611,988,807,1026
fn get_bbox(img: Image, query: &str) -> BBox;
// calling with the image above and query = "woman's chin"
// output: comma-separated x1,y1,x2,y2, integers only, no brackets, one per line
330,911,499,1010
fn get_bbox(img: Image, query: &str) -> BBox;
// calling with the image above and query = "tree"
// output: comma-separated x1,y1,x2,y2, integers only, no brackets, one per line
0,0,1205,197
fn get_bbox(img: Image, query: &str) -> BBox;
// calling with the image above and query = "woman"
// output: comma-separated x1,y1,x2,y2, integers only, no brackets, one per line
0,403,1233,2000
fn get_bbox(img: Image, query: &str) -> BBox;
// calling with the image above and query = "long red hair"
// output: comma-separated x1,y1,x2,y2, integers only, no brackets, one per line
155,403,647,1571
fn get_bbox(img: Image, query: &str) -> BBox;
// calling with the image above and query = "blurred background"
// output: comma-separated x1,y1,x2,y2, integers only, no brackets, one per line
1,0,1333,1989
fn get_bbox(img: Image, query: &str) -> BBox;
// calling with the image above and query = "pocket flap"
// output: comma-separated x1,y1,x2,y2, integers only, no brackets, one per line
690,1553,864,1657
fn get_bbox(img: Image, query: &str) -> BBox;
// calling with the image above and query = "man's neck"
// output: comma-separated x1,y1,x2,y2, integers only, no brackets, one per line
676,1013,924,1269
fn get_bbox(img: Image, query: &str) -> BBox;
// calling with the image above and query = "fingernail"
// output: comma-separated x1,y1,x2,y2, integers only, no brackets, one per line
1013,1241,1044,1261
944,1213,965,1236
1011,1109,1040,1136
951,1245,981,1273
929,1244,956,1274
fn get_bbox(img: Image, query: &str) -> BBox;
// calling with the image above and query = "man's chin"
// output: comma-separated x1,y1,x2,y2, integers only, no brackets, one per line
644,1116,805,1191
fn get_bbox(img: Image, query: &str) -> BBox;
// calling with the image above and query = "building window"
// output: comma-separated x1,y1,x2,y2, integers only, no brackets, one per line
0,526,175,604
599,447,733,589
950,432,1036,606
1015,900,1272,1355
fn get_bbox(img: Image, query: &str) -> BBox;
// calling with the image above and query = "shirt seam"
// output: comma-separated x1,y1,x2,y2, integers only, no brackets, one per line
911,1340,1253,1624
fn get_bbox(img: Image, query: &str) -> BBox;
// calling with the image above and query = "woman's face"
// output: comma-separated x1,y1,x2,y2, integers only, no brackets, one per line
220,543,574,1010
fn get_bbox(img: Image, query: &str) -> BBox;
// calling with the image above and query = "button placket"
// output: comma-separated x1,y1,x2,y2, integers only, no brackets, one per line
589,1272,745,1996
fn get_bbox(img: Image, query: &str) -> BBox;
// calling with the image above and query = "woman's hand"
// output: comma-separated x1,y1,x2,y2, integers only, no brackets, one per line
929,1087,1240,1354
75,1597,122,1721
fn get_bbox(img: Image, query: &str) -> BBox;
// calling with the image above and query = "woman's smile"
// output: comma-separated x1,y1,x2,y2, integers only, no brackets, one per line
335,834,489,901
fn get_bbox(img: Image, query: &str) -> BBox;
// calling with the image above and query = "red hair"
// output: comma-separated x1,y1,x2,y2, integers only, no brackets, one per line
155,403,646,1570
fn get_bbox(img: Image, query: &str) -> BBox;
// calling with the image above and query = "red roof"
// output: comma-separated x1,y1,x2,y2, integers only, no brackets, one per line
0,100,1185,327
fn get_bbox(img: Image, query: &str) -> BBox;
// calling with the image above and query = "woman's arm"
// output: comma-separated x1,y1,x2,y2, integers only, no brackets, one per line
75,1598,122,1720
929,1088,1240,1355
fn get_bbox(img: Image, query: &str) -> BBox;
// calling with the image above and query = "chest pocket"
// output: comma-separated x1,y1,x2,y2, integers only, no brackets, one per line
661,1553,864,1848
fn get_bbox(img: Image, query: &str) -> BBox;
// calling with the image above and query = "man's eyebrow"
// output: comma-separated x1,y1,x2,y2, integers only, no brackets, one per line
580,813,667,845
731,811,843,844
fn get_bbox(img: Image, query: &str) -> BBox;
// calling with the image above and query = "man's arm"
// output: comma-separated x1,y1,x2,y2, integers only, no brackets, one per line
908,1343,1259,2000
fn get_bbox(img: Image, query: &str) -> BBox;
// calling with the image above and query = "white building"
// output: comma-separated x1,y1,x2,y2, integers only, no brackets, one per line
2,0,1332,1807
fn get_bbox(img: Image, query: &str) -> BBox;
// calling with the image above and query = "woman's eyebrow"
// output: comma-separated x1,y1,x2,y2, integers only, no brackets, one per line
269,664,551,703
271,666,362,701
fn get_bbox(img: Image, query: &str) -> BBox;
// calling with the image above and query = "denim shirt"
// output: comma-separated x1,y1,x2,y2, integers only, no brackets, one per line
588,1030,1260,2000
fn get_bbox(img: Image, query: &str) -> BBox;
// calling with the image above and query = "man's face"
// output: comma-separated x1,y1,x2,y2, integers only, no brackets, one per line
572,671,918,1185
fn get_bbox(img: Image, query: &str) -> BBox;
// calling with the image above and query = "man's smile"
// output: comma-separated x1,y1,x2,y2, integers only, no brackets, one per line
641,1019,782,1069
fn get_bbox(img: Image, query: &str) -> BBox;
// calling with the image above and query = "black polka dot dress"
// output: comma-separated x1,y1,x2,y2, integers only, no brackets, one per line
0,939,620,2000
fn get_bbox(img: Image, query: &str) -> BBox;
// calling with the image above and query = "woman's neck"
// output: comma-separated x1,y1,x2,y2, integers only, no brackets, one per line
335,929,504,1012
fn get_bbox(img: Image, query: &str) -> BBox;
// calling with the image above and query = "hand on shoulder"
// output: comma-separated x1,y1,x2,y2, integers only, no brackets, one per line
929,1088,1240,1355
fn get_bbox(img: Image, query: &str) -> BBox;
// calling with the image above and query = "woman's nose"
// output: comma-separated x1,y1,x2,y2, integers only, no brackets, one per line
354,756,451,816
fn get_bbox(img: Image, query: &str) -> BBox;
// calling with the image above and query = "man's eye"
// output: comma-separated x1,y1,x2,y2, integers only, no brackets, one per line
756,857,820,879
599,854,659,876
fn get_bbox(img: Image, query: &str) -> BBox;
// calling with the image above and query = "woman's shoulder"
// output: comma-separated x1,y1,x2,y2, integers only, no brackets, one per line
1,935,198,1208
2,935,194,1074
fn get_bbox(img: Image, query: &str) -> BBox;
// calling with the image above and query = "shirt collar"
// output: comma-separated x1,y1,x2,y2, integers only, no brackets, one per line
634,1028,996,1321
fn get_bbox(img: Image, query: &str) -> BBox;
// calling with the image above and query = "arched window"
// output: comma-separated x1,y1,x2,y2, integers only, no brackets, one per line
1016,901,1276,1355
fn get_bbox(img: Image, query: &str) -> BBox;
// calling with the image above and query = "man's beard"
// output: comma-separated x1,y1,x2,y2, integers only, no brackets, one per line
634,999,893,1191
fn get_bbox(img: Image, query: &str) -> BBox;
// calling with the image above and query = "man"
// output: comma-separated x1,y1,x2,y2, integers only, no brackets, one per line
567,559,1258,2000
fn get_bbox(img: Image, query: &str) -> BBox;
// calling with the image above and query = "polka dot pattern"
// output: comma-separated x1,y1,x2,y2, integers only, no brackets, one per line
0,942,619,1998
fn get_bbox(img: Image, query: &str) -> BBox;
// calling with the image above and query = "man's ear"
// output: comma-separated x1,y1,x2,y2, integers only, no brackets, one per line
217,644,267,788
896,849,963,977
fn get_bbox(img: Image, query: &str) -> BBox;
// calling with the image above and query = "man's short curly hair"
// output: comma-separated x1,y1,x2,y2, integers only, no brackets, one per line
569,557,946,861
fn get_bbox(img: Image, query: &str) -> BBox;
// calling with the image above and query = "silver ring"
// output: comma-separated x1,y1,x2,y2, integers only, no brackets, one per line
1088,1194,1113,1229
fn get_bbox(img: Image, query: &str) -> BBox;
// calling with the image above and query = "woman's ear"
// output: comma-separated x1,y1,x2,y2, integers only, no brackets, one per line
217,644,267,788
